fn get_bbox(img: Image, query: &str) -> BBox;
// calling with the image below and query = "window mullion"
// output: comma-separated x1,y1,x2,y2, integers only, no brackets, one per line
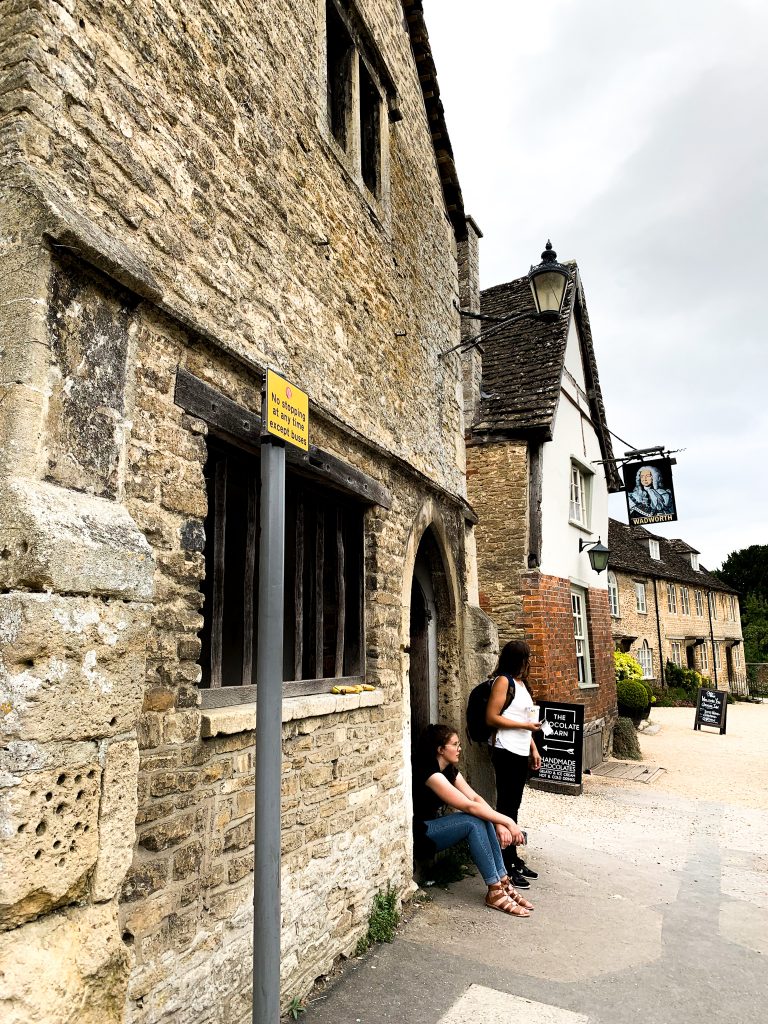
241,472,258,687
315,507,325,678
294,495,305,681
211,458,228,689
334,508,346,678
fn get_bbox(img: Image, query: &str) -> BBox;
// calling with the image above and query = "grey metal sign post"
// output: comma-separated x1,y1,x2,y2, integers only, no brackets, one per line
253,370,309,1023
253,433,285,1024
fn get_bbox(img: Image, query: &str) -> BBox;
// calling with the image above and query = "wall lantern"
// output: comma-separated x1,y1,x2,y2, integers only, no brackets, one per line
528,240,571,321
579,537,610,574
442,240,573,358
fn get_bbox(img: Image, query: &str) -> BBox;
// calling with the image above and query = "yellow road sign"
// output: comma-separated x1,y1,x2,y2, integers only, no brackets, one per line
265,369,309,450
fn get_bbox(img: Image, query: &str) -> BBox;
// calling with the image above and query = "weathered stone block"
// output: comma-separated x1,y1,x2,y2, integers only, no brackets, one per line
92,739,140,902
0,901,129,1024
0,741,100,929
0,593,151,743
172,841,204,880
120,859,169,903
138,812,196,852
0,477,154,600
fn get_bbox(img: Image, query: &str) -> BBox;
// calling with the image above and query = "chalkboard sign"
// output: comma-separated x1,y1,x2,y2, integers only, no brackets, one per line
694,687,727,734
532,701,584,789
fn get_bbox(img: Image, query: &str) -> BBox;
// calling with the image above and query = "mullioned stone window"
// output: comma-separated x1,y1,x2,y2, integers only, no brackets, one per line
323,0,393,203
199,435,365,707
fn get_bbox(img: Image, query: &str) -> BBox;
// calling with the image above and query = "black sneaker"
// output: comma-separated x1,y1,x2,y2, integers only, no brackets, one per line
509,869,531,889
516,861,538,879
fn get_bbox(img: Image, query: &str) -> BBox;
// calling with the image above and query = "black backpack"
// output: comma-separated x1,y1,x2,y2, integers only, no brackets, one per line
466,676,515,744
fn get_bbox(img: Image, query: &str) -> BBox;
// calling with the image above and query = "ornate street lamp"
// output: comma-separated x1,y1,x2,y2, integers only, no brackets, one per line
579,537,610,574
528,240,571,321
443,240,573,357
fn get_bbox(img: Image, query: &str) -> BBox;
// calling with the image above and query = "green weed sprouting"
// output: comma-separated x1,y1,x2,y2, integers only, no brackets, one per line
355,884,400,956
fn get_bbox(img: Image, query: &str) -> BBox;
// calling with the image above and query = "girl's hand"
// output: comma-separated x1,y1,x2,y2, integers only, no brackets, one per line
496,824,513,848
531,748,542,771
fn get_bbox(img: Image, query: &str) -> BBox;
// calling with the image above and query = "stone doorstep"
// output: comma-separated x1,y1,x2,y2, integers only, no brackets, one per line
200,690,385,738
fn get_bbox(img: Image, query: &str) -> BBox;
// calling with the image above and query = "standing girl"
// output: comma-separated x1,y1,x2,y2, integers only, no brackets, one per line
486,639,542,888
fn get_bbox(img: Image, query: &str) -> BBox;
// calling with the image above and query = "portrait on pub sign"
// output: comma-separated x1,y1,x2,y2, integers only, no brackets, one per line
622,457,678,526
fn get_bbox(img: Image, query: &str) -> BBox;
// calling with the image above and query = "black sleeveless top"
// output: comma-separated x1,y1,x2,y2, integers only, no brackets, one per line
412,757,458,858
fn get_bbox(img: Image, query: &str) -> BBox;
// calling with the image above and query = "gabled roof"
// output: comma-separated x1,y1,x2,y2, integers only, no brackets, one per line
608,519,736,593
472,266,621,491
401,1,467,241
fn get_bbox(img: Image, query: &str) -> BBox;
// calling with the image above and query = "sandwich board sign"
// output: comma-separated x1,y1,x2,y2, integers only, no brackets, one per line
694,687,727,735
531,700,584,794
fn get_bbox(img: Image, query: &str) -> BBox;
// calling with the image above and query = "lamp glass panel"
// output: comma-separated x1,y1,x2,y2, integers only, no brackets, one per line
530,270,566,315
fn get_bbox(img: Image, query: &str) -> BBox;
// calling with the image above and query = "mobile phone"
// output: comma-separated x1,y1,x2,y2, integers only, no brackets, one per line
520,830,527,845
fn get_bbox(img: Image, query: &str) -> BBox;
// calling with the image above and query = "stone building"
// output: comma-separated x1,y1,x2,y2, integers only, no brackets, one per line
608,520,745,691
0,2,495,1020
464,254,622,770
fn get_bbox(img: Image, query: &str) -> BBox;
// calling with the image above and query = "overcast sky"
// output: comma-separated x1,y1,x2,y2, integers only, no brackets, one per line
425,0,767,570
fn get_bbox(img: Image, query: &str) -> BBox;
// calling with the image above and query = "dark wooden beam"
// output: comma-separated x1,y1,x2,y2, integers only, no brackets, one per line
174,368,391,507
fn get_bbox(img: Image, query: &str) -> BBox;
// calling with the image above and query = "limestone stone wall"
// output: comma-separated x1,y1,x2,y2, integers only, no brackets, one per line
466,439,530,637
611,572,746,690
2,0,467,494
0,2,491,1020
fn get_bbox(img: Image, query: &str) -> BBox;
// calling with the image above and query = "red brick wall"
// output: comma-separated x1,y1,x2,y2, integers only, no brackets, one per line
520,572,617,727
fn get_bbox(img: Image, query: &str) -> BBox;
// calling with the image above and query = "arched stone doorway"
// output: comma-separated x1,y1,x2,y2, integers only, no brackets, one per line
407,528,453,755
409,554,438,753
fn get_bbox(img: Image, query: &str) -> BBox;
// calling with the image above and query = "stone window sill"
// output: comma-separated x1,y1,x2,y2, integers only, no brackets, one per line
200,690,384,738
577,683,600,690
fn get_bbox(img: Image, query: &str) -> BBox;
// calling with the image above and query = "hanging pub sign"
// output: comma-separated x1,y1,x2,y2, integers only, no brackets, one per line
622,457,678,526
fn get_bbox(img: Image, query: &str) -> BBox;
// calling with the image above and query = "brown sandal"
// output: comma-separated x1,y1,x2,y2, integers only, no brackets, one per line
485,883,531,917
500,876,535,911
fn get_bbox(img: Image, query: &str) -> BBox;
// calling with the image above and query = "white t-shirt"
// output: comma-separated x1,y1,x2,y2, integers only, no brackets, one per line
493,677,535,757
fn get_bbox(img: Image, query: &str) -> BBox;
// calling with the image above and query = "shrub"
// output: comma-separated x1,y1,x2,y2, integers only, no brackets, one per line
613,717,642,760
665,660,707,699
614,650,643,682
652,686,693,707
616,678,650,714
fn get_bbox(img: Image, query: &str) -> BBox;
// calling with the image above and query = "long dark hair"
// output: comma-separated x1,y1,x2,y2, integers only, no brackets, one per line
415,723,457,761
493,639,531,682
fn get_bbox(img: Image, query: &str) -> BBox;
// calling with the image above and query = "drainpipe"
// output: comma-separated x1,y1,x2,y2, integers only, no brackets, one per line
707,590,718,686
652,578,665,687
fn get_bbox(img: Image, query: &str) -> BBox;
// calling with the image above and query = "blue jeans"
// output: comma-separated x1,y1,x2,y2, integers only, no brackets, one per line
424,813,506,885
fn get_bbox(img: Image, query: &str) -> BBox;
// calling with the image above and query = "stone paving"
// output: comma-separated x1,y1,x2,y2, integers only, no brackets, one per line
299,704,768,1024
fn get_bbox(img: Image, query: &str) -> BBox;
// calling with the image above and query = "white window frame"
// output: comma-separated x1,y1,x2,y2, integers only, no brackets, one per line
709,592,718,620
571,587,593,687
699,643,709,671
690,553,699,571
728,595,738,621
569,461,592,528
713,642,721,669
733,645,740,668
671,641,683,667
635,581,647,614
695,590,704,616
680,587,690,616
666,583,677,614
608,571,620,618
637,640,653,680
648,539,660,560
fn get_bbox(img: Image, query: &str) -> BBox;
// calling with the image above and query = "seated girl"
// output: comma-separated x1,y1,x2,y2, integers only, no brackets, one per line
412,723,534,917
